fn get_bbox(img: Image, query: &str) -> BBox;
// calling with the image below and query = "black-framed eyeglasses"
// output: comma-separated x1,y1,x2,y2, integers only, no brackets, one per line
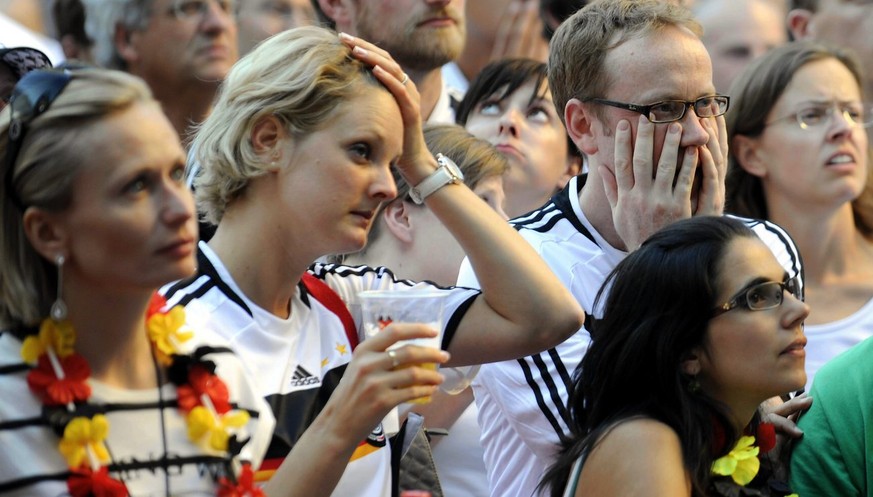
765,102,873,130
4,69,72,209
711,275,801,318
167,0,239,21
588,95,730,124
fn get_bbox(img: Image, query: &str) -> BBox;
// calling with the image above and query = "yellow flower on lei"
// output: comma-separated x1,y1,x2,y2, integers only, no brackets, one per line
712,435,760,485
146,306,193,365
58,415,111,469
187,406,250,451
21,318,76,363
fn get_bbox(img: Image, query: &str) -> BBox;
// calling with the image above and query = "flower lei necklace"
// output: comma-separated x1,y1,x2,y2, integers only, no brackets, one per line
711,422,798,497
20,293,263,497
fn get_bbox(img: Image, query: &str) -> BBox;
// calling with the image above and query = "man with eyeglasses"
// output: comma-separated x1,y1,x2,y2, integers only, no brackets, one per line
83,0,238,140
456,2,806,496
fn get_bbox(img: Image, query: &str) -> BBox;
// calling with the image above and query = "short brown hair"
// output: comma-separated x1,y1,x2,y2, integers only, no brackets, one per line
547,0,700,125
726,41,873,237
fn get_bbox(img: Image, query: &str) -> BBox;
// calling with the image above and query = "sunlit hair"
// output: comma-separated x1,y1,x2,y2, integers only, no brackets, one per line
191,25,383,225
0,69,153,329
540,216,758,497
328,123,508,264
548,0,700,125
456,57,581,160
725,41,873,237
83,0,152,70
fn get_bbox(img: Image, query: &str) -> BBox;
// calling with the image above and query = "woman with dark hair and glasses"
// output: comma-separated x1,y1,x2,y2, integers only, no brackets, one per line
539,215,809,497
726,41,873,392
725,42,873,497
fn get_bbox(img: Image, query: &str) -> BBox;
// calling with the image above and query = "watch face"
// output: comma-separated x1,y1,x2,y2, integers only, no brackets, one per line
437,153,464,181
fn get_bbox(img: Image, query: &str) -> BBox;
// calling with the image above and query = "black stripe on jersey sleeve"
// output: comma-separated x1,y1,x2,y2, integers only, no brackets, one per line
517,355,571,444
442,293,477,350
532,351,573,428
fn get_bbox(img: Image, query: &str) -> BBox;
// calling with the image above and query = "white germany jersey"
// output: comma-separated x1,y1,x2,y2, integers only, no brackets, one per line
457,175,804,497
162,242,479,497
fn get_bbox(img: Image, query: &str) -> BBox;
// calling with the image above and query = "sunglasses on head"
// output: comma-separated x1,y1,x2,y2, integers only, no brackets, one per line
4,69,72,210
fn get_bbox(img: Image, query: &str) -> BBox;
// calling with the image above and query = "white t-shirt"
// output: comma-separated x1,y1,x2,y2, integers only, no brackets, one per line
804,295,873,391
162,242,479,497
458,175,805,497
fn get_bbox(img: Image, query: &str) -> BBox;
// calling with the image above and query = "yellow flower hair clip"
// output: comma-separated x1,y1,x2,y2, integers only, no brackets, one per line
712,435,761,485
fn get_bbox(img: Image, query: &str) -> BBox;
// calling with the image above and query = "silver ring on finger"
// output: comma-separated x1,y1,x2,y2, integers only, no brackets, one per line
387,349,400,369
399,73,409,86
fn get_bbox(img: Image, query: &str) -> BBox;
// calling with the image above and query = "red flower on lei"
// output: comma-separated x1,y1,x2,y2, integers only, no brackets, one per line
67,466,127,497
217,463,264,497
177,365,231,414
26,353,91,406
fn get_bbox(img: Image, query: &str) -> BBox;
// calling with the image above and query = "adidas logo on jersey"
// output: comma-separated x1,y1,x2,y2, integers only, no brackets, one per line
290,365,320,387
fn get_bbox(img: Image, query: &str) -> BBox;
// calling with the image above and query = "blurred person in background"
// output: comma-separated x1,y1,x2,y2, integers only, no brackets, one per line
83,0,238,140
312,0,466,123
694,0,787,94
237,0,315,55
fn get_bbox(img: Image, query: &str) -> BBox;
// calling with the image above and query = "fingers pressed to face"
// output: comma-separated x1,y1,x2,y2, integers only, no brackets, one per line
632,115,656,184
653,122,683,190
612,119,634,192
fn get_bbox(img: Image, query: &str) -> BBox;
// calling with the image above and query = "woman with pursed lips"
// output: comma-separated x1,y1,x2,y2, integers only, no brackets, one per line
457,58,583,218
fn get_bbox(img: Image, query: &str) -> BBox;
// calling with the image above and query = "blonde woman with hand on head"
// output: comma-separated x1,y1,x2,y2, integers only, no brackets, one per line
165,26,584,497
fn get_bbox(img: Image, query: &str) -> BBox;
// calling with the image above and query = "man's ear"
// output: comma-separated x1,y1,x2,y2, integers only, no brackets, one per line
22,207,68,263
114,22,139,66
565,99,599,156
787,9,813,40
317,0,352,31
731,135,768,179
381,201,414,244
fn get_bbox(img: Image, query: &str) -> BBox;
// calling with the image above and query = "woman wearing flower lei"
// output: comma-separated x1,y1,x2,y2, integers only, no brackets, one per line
0,68,297,496
539,216,808,497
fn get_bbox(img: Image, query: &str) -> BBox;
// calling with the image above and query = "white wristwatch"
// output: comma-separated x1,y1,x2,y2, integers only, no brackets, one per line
409,153,465,204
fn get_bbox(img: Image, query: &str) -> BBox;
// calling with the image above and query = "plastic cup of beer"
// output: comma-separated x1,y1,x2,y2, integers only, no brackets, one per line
359,290,448,404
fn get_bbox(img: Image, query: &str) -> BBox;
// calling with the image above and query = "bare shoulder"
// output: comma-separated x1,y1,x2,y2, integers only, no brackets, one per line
576,417,692,497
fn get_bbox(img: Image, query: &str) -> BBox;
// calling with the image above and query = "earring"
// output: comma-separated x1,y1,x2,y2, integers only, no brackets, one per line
50,255,67,321
687,375,701,394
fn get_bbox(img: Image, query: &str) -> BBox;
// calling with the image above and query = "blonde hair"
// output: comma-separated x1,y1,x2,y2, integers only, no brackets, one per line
548,0,701,125
191,26,383,225
0,68,153,328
